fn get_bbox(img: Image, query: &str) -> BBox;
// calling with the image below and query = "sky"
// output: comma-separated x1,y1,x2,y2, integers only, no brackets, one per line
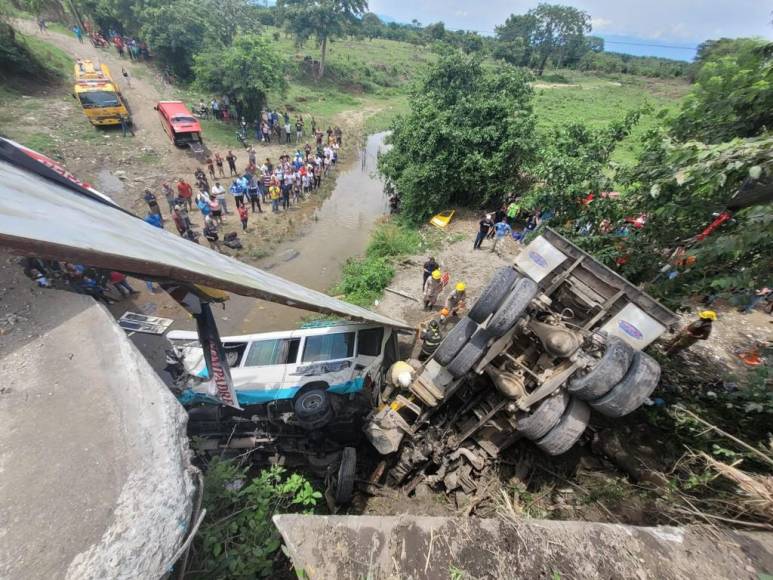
369,0,773,61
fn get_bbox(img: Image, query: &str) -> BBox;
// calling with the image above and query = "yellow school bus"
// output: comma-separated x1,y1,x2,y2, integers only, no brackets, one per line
73,60,130,126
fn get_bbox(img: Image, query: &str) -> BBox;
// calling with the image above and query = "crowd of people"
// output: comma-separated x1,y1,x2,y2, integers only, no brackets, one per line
140,128,344,253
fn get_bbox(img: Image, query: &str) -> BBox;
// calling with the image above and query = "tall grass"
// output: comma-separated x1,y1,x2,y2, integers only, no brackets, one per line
335,220,426,307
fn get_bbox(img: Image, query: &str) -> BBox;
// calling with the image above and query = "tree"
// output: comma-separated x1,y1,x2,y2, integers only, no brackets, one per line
278,0,367,78
193,34,287,120
524,111,640,221
672,40,773,143
141,0,209,80
360,12,382,40
494,13,537,66
378,51,536,223
200,0,261,47
529,3,591,75
615,132,773,303
424,21,445,43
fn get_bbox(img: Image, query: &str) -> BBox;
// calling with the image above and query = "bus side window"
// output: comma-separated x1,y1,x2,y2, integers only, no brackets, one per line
357,328,384,356
302,332,355,363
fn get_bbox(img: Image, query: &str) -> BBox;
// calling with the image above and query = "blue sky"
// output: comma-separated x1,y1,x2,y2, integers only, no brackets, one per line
369,0,773,61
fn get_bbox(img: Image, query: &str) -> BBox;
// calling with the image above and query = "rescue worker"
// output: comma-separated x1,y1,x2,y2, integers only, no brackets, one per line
664,310,716,355
445,282,467,317
419,319,443,361
423,269,443,310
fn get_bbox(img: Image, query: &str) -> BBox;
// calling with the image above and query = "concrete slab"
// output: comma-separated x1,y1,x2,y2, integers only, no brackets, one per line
0,270,195,579
274,514,773,580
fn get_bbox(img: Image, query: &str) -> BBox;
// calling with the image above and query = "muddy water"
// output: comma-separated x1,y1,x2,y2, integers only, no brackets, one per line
218,132,390,335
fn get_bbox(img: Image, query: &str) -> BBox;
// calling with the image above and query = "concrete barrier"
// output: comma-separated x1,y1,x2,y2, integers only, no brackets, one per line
274,514,773,580
0,284,196,580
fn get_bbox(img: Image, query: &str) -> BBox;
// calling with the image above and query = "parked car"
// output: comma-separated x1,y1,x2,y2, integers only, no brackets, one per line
365,227,679,496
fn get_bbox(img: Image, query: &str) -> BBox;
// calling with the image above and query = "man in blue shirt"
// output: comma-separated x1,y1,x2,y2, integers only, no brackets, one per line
491,220,512,253
229,179,245,208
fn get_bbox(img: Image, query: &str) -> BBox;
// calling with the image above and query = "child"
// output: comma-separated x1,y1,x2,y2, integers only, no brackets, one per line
238,204,249,231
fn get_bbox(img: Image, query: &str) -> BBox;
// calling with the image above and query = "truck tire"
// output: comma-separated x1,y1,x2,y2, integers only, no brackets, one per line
434,316,478,366
446,329,492,378
567,337,634,400
334,447,356,505
535,397,591,456
468,267,520,323
487,277,538,337
517,390,570,441
294,388,334,430
590,352,661,418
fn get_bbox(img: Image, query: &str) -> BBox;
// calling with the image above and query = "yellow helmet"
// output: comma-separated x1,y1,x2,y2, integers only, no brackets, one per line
456,282,466,292
432,270,441,280
699,310,717,321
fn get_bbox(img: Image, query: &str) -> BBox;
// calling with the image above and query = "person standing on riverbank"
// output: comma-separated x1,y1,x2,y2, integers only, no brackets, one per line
422,256,439,288
474,214,493,250
238,204,249,231
423,270,444,310
226,150,238,176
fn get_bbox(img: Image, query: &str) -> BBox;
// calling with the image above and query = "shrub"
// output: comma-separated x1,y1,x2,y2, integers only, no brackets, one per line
190,460,321,579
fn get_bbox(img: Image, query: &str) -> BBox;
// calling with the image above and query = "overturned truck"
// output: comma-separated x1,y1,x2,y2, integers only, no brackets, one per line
366,228,679,494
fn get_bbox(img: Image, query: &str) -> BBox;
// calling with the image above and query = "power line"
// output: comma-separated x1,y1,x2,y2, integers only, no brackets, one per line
603,40,697,51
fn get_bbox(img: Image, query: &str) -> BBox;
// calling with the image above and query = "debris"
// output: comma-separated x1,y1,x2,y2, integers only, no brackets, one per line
385,287,419,302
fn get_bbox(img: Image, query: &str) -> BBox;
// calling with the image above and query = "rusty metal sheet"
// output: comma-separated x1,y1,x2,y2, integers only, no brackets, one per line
0,139,411,330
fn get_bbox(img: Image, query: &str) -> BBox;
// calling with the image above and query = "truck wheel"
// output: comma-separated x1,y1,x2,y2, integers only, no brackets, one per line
487,278,538,337
468,267,520,323
334,447,356,505
590,352,661,418
567,337,634,400
517,390,570,440
434,316,477,366
535,397,591,456
294,388,334,430
446,329,492,378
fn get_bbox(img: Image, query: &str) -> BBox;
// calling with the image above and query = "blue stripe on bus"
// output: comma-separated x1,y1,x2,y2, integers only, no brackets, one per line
178,377,366,406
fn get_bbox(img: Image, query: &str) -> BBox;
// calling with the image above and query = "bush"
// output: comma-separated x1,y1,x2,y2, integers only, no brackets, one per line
335,255,394,307
366,222,421,259
190,460,321,579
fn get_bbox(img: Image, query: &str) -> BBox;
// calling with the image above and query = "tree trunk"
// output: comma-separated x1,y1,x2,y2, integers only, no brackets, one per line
319,35,327,80
537,51,549,76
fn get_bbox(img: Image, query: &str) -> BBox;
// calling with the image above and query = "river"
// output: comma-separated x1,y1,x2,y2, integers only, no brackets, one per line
218,131,390,335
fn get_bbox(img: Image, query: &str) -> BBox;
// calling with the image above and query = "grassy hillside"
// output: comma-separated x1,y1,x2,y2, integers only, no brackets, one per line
532,70,688,164
1,23,688,162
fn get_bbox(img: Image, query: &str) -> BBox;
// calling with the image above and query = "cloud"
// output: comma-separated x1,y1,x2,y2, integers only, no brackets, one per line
591,17,612,30
454,10,469,17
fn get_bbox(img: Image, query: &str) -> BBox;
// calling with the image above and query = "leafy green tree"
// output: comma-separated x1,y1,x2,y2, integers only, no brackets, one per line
193,34,286,120
200,0,262,47
494,13,537,66
278,0,367,78
529,3,591,74
360,12,382,40
378,51,536,223
615,132,773,300
671,40,773,143
423,21,445,43
525,111,640,214
140,0,208,80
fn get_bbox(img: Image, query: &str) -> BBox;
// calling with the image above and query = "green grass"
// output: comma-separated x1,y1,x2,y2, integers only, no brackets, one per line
532,69,687,165
335,220,435,306
21,33,72,78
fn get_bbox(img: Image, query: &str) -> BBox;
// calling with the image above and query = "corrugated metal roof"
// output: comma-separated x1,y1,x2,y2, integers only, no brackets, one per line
0,139,412,330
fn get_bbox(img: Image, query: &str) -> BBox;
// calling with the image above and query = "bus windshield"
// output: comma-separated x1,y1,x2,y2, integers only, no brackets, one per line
78,91,121,109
